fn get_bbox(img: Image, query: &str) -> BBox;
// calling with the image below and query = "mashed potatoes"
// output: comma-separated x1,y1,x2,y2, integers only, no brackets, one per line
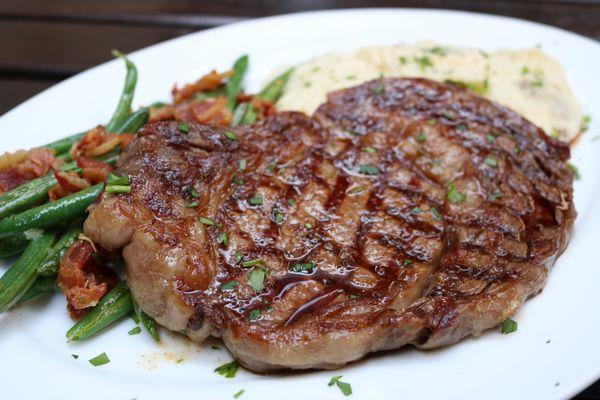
277,42,582,141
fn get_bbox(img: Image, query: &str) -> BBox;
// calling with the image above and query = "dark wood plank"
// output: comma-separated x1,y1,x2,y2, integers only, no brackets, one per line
0,0,599,39
0,20,193,77
0,78,57,116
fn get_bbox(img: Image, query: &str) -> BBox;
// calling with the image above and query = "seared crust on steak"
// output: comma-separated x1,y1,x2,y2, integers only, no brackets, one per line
84,78,575,371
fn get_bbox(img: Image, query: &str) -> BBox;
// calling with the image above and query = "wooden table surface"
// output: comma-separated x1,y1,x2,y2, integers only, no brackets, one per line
1,1,598,398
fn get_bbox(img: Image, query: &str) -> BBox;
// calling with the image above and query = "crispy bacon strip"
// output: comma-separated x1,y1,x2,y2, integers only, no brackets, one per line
0,148,58,193
149,104,175,122
172,69,232,104
70,126,131,160
57,240,119,320
77,157,113,184
48,170,90,201
174,97,233,126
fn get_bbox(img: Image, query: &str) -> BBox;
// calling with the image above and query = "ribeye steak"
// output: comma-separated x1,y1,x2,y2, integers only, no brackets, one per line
84,78,575,371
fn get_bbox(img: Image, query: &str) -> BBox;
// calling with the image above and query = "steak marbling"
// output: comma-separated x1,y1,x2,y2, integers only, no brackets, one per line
84,78,575,371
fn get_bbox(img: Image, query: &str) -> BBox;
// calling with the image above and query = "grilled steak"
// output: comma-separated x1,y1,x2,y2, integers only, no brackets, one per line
84,78,576,371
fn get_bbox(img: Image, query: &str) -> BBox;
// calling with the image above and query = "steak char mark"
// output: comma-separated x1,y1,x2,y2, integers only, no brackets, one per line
84,78,575,371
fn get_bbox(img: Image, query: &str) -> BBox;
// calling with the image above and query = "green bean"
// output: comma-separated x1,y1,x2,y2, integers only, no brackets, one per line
17,276,57,305
234,67,294,126
191,86,226,102
0,184,102,239
231,102,250,127
44,107,146,157
241,106,258,125
38,220,83,277
226,55,249,110
0,233,28,259
66,281,133,341
0,231,56,312
105,51,138,133
258,67,294,102
114,108,149,134
133,299,160,342
0,148,118,221
44,133,85,155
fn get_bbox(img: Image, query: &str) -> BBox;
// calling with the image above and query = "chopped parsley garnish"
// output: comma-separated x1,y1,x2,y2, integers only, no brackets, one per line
200,216,215,226
305,223,313,229
232,175,244,185
359,164,379,175
374,81,385,95
223,131,239,141
399,56,408,65
128,326,141,335
484,156,498,167
71,354,79,359
242,258,264,268
187,185,200,198
328,375,353,396
403,259,413,267
105,173,131,195
430,207,441,220
363,146,377,153
428,46,447,56
521,66,530,75
456,124,467,132
290,262,316,273
220,281,237,291
414,55,433,71
248,268,266,292
489,191,503,201
248,309,261,320
501,318,518,334
239,159,247,171
411,207,423,214
214,361,239,378
89,352,110,367
287,198,296,207
248,196,263,206
235,252,243,263
441,111,456,120
582,115,591,132
486,133,496,143
178,123,190,133
416,132,426,142
233,389,245,398
348,186,365,195
566,162,580,180
218,232,228,246
267,161,277,172
186,200,199,208
272,210,285,225
346,130,360,137
211,345,221,350
107,173,129,186
427,119,437,125
446,182,466,203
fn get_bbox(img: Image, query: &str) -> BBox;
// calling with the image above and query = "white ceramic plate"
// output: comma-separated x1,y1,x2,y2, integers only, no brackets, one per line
1,9,599,400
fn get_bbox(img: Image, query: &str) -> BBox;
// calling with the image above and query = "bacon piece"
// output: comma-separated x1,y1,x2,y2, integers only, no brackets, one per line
57,240,119,320
48,170,90,201
172,70,232,104
250,97,277,119
77,157,113,184
0,148,57,193
149,105,175,122
174,97,232,126
70,126,129,159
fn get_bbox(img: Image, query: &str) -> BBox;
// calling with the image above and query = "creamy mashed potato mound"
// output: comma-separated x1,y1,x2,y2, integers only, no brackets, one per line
277,42,582,141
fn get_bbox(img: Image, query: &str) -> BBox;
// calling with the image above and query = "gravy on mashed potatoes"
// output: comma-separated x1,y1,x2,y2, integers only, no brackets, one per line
276,42,582,141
